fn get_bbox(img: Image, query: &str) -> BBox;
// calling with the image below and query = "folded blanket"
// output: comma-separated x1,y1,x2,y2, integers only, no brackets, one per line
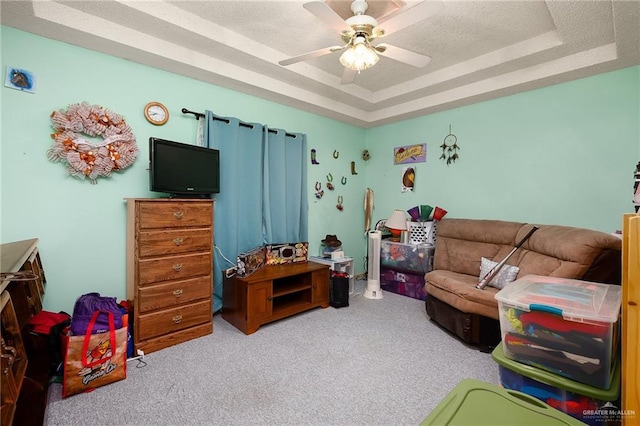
504,333,602,383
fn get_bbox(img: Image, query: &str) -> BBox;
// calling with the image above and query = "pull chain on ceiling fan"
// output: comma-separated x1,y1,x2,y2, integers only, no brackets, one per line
278,0,445,84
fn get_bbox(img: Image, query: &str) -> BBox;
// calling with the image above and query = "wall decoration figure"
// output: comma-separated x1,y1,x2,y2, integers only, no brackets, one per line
401,166,415,192
394,143,426,164
5,66,36,93
310,149,320,164
440,125,460,165
326,173,334,190
351,161,358,175
314,182,324,199
47,102,139,184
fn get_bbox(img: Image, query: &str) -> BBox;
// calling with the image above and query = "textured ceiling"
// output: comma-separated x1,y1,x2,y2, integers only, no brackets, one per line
1,0,639,128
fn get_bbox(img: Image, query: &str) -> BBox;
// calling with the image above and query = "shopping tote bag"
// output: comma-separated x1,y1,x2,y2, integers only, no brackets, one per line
62,310,127,397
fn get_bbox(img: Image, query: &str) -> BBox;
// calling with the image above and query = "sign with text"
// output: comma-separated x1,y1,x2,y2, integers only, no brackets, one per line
394,143,426,164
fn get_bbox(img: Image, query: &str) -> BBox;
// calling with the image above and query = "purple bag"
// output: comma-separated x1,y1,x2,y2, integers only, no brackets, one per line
70,292,123,335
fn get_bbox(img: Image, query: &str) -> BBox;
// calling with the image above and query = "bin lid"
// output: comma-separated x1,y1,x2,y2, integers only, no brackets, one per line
494,275,621,324
491,342,620,401
420,378,584,426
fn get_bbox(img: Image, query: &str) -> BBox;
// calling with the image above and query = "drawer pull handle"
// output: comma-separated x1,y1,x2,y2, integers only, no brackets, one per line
173,289,183,298
172,315,183,324
173,238,183,246
173,211,184,219
173,263,183,272
1,353,16,370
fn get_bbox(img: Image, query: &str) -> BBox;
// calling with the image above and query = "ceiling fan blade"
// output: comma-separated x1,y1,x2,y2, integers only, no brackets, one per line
340,68,357,85
375,44,432,68
279,46,344,66
303,1,353,34
377,0,445,37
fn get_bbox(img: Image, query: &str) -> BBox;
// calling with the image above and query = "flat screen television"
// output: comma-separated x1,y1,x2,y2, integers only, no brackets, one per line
149,137,220,197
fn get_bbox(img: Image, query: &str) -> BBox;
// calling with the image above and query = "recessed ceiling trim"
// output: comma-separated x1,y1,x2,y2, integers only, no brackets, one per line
370,43,619,123
115,0,376,102
2,0,635,128
373,30,565,103
32,0,373,122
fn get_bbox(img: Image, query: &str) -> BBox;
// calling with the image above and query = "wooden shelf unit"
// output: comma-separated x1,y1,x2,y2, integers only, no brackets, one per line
126,198,214,354
1,238,49,426
222,261,330,335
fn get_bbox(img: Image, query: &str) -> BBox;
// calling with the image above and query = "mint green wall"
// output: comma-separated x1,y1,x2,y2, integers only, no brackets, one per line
2,25,639,314
1,27,366,314
365,66,640,234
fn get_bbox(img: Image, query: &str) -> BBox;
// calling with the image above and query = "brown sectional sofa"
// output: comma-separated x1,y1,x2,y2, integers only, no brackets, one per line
424,218,622,350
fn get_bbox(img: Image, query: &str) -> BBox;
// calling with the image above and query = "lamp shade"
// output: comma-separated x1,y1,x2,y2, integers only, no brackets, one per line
339,42,379,71
386,210,408,234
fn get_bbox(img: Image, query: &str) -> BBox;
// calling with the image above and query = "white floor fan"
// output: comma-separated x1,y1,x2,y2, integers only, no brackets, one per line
364,230,383,299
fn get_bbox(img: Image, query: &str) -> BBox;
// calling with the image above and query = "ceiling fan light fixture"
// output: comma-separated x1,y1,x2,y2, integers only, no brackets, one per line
339,43,379,72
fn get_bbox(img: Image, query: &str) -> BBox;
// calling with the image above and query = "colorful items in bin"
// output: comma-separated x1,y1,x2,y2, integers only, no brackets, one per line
432,206,448,221
407,206,421,221
420,205,433,220
380,268,427,300
406,204,446,222
495,275,621,389
492,342,621,426
380,240,434,274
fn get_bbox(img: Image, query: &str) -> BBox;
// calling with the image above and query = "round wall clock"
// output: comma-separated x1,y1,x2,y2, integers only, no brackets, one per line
144,102,169,125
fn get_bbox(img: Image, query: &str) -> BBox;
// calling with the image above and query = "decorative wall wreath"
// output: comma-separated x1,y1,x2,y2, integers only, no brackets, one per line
47,102,139,184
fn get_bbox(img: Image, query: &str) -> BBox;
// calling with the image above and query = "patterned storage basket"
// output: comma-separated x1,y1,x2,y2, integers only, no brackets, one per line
407,220,437,245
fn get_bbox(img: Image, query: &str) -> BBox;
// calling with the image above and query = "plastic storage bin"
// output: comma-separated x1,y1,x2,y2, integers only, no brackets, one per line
492,342,620,425
380,268,426,300
420,378,584,426
495,275,621,389
380,240,433,274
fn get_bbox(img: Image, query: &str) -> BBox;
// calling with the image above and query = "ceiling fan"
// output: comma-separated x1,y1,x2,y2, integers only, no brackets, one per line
278,0,444,84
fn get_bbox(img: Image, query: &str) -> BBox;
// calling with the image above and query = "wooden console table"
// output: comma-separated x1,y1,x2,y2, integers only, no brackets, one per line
222,261,330,334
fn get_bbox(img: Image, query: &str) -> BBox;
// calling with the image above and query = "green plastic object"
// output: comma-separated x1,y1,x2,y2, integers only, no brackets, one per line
492,342,620,401
420,379,585,426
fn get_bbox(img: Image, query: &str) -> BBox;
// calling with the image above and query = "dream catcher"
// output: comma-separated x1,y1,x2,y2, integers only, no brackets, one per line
439,125,460,165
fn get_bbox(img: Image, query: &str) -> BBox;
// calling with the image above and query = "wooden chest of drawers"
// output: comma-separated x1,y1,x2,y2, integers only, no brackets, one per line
126,199,213,354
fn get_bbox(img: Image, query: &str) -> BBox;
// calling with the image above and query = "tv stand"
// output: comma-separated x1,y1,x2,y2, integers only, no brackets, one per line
222,262,330,334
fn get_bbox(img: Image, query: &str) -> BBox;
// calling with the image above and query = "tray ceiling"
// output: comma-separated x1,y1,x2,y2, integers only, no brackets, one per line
1,0,639,128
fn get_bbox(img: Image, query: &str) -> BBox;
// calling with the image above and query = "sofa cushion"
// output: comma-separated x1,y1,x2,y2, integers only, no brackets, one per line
425,270,501,320
514,224,621,284
433,219,525,276
479,257,519,289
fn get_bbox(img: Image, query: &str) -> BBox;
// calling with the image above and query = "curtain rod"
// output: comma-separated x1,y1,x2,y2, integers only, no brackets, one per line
181,108,296,138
